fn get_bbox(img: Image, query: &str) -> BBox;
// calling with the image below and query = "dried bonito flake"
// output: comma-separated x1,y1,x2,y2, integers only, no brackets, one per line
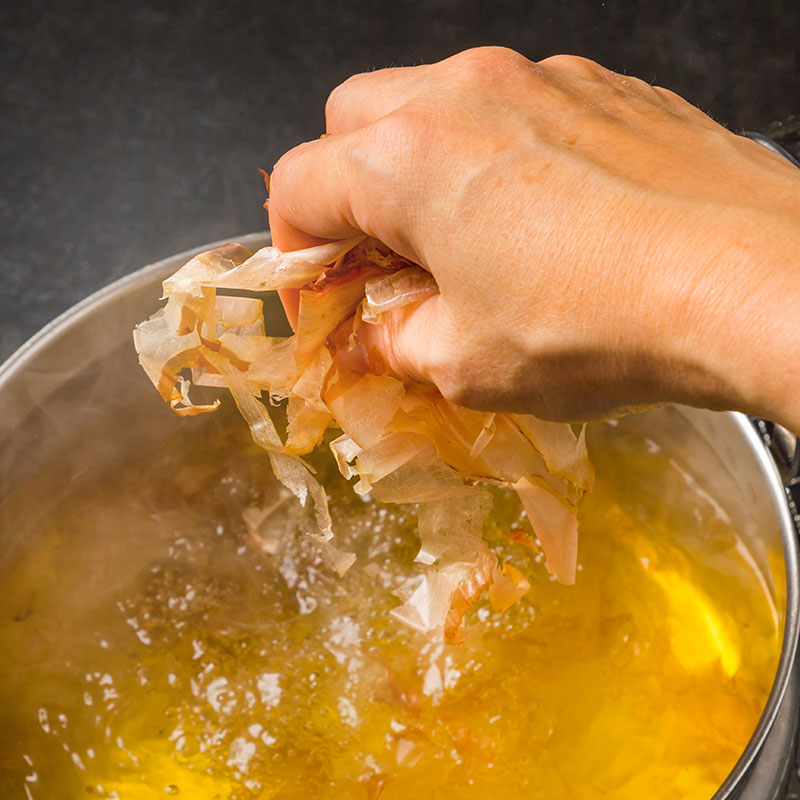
133,237,594,642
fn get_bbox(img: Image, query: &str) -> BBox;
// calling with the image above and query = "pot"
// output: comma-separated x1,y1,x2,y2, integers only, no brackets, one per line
0,233,797,799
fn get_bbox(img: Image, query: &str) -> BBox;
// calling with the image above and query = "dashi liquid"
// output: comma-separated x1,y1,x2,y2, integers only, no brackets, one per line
0,414,781,799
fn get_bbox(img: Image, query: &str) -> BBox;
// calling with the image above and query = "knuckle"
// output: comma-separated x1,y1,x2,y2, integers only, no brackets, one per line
426,346,477,409
326,67,411,132
325,72,366,130
652,85,679,105
268,154,291,199
324,87,343,130
380,105,419,138
269,140,313,201
615,73,663,101
450,46,529,81
368,104,428,155
651,84,695,114
540,54,609,81
269,146,297,188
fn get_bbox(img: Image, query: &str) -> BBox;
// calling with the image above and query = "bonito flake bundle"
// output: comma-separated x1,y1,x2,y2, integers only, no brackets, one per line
134,236,594,642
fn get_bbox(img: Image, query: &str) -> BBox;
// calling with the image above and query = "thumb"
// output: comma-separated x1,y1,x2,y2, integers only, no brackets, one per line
269,208,336,332
343,294,447,386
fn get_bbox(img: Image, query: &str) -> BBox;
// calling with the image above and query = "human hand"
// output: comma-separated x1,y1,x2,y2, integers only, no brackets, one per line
268,47,800,430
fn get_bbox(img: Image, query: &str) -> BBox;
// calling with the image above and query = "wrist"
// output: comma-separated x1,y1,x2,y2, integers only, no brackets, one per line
664,202,800,434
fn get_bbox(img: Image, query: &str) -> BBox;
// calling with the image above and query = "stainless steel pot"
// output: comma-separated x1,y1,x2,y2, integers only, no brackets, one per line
0,233,798,799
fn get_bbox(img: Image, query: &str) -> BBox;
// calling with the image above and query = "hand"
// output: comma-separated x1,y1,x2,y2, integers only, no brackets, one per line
269,47,800,431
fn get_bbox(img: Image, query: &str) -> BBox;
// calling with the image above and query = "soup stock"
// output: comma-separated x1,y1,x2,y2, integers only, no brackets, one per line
0,234,798,799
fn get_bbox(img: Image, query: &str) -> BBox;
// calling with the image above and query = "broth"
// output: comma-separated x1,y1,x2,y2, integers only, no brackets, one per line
0,413,780,799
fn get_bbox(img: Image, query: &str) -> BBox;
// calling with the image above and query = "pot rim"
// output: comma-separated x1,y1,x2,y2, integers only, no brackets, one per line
2,232,797,796
715,414,799,797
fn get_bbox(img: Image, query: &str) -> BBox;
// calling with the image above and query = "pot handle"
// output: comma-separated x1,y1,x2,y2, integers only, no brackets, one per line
755,419,800,488
743,130,800,168
754,419,800,536
742,131,800,491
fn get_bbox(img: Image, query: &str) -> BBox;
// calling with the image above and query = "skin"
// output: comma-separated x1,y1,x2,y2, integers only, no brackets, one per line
268,47,800,433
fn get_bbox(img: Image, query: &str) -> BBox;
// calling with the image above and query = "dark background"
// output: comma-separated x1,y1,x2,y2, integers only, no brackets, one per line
1,0,799,364
2,0,800,794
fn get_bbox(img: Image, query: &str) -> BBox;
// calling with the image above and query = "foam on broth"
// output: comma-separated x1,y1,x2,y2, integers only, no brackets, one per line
0,412,780,799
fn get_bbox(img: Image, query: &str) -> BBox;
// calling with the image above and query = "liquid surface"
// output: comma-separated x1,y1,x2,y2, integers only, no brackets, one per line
0,414,781,799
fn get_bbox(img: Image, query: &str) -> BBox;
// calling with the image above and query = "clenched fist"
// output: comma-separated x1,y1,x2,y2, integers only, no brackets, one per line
269,47,800,432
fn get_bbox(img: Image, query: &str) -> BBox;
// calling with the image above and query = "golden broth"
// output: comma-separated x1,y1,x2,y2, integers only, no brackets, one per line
0,414,780,799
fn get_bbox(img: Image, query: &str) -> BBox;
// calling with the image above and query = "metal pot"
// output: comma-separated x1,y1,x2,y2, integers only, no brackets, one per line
0,233,798,799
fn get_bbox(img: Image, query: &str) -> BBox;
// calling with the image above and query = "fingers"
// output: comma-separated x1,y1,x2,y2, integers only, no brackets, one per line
325,64,428,135
269,135,363,248
269,210,324,329
274,62,433,249
277,288,300,331
270,65,424,255
342,294,446,387
270,64,429,263
268,205,335,253
324,48,532,138
268,58,434,339
269,126,424,268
